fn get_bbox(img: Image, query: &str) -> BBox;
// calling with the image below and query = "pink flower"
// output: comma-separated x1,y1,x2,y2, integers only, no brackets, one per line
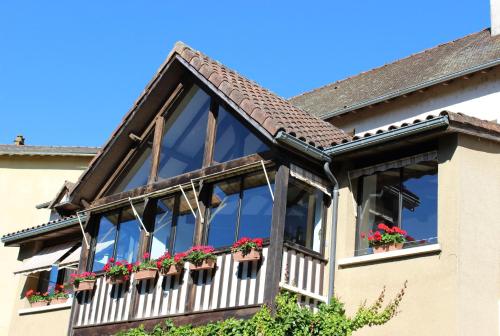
143,252,150,259
108,257,115,263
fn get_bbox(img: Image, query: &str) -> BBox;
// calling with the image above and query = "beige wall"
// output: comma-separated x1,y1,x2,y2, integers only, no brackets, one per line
0,155,90,336
331,67,500,135
330,135,500,335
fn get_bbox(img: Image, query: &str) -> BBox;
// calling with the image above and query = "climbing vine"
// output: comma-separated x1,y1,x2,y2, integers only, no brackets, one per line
116,282,407,336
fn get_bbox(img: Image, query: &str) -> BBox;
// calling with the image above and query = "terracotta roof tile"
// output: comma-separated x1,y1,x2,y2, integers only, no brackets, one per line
173,42,349,148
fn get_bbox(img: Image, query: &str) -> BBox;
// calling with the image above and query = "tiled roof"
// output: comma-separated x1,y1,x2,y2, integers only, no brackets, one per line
0,145,99,157
173,42,350,148
342,111,500,143
1,215,83,243
290,29,500,119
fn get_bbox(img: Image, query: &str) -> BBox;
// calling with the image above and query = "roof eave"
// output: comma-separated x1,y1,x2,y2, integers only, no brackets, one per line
321,59,500,120
324,116,450,156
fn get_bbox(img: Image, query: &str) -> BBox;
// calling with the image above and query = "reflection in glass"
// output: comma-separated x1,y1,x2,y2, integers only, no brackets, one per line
158,86,210,180
92,212,118,271
150,197,175,259
173,191,197,253
213,106,269,163
115,208,141,263
284,179,324,252
401,162,438,243
238,172,275,239
108,135,153,194
207,178,241,247
356,169,400,254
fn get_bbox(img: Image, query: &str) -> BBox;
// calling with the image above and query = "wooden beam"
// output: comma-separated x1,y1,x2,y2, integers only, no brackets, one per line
149,116,165,184
263,164,289,310
202,99,218,167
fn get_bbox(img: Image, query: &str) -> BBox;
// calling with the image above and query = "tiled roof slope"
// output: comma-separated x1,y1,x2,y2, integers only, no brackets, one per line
174,42,350,147
1,215,81,242
0,145,99,156
290,29,500,119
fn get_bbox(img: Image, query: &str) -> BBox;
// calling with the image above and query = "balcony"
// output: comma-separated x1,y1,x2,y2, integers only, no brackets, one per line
72,243,327,334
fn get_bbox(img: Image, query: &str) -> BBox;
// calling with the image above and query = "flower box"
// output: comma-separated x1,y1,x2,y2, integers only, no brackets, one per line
73,279,96,292
106,275,127,285
232,248,261,262
373,242,404,254
50,297,68,305
30,300,49,308
134,268,157,281
161,264,183,276
189,259,216,271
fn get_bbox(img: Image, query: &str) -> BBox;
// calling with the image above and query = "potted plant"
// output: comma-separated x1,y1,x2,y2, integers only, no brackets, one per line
25,289,49,308
49,284,69,305
103,258,132,284
133,252,158,281
231,237,263,262
70,272,97,292
185,246,216,271
364,223,413,254
157,251,186,276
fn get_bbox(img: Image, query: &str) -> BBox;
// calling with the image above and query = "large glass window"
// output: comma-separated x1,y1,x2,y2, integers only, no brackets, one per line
149,191,197,257
284,179,324,253
213,106,269,163
107,134,154,195
91,206,143,271
355,160,438,255
157,85,211,180
206,171,275,248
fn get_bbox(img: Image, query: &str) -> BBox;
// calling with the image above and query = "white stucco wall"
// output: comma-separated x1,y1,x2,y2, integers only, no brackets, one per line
331,66,500,135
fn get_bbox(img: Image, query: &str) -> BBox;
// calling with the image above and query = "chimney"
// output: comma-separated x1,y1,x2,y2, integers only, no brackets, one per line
13,135,25,146
491,0,500,36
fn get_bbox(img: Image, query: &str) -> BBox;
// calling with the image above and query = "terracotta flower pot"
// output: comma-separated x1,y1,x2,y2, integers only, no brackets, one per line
106,275,127,285
50,297,68,305
30,300,49,308
189,259,216,271
372,242,404,254
73,279,96,292
232,248,261,262
134,268,157,281
161,264,183,276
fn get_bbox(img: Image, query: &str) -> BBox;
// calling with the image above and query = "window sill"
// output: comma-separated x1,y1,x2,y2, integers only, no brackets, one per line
338,244,441,267
18,299,73,315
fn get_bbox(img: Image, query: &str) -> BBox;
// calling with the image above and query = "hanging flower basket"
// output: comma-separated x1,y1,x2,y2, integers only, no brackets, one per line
70,272,97,292
134,268,157,281
189,258,216,271
185,246,216,271
231,237,263,262
133,253,158,281
103,258,132,285
157,251,187,276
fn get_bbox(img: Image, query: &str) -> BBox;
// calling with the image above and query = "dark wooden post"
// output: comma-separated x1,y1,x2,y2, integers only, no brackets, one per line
264,164,289,310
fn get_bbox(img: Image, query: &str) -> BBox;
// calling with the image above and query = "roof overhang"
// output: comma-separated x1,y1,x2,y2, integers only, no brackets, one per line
1,215,86,247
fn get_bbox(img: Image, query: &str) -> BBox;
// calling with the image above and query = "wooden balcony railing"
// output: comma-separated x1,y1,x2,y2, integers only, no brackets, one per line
74,247,269,328
73,243,328,330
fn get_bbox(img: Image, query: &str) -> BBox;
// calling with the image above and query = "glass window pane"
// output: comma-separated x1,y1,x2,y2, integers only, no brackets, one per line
213,106,269,163
284,179,324,252
173,192,197,253
157,86,210,180
108,135,153,194
238,171,275,239
150,197,175,259
115,208,141,263
401,162,438,245
92,212,118,271
207,178,241,248
356,169,400,255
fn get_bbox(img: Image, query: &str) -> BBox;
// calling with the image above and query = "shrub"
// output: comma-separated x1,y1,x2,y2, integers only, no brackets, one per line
115,282,407,336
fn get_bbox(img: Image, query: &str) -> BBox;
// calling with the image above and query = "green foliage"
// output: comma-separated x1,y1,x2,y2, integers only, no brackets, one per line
115,282,407,336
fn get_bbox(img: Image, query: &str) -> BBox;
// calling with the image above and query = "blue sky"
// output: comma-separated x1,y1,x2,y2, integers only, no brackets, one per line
0,1,490,147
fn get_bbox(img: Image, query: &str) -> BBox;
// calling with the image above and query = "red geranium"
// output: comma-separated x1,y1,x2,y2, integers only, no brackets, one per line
363,223,411,247
231,237,264,256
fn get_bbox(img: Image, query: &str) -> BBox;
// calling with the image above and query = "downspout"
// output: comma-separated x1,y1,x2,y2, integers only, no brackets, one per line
323,161,339,303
